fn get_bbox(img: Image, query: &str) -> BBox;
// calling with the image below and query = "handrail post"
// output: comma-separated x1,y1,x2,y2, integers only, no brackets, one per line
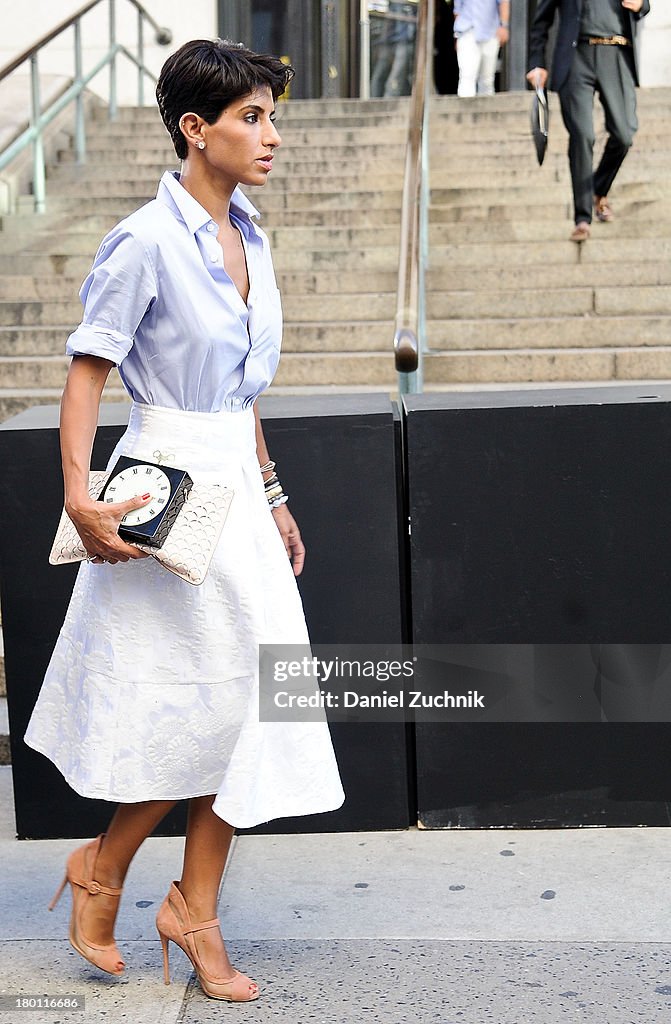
419,93,430,358
137,7,144,106
395,0,433,395
109,0,117,120
29,54,46,213
359,0,370,100
74,18,86,163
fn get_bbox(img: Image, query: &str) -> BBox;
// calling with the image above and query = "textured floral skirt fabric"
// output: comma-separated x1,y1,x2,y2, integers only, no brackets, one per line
25,402,345,828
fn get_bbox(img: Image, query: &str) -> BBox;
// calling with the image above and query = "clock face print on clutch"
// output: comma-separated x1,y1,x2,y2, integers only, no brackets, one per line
107,464,171,526
99,456,193,548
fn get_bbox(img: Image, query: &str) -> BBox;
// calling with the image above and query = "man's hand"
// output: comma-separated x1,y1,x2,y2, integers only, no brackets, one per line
271,504,306,576
496,26,510,45
622,0,643,11
526,66,548,89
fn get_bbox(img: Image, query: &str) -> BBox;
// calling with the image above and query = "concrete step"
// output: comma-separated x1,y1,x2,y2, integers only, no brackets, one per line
85,123,411,145
96,114,667,140
14,185,669,228
427,288,596,319
422,347,671,385
13,193,411,218
1,235,668,275
9,219,671,259
272,352,396,386
281,288,603,321
276,262,671,293
44,156,671,189
85,105,671,136
43,172,405,197
97,88,671,119
430,196,671,225
428,315,671,349
0,385,126,420
0,327,73,354
0,355,70,388
48,159,407,182
9,197,670,235
6,207,402,231
3,316,670,361
0,323,398,357
0,301,79,326
429,180,667,208
264,345,671,387
271,235,671,270
3,257,669,304
94,98,407,121
0,254,94,277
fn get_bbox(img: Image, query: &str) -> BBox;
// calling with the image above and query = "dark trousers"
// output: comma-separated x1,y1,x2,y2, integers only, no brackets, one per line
558,42,638,224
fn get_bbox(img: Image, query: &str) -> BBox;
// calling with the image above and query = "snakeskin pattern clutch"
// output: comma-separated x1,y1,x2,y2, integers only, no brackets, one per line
49,471,234,586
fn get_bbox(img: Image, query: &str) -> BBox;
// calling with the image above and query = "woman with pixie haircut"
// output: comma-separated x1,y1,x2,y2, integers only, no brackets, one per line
25,39,344,1002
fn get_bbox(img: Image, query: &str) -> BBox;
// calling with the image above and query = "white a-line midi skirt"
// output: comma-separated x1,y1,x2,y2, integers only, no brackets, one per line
25,402,345,828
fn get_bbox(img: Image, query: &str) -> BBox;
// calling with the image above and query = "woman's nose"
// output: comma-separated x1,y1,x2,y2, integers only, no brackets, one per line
266,120,281,148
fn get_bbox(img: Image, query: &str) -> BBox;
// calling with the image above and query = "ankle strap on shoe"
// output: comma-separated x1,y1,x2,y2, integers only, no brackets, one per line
71,875,123,897
184,916,220,935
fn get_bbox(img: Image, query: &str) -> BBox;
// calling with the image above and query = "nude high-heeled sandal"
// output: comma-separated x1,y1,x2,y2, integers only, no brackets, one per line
156,881,259,1001
49,834,125,976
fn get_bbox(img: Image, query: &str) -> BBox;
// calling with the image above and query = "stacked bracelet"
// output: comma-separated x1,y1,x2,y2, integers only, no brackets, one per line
262,466,289,508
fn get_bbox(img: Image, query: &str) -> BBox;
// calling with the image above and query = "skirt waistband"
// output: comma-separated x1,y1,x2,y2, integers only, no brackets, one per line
114,402,257,472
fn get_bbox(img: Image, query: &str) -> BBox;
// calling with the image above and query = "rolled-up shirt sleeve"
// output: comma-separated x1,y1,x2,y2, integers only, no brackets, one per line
66,228,157,365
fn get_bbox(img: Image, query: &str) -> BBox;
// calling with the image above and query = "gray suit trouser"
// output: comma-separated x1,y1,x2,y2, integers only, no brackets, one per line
558,41,638,225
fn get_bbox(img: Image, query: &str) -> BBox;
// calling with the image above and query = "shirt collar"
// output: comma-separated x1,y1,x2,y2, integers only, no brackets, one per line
157,171,261,236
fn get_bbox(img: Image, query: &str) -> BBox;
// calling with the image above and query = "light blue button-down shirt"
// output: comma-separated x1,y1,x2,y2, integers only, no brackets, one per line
66,171,282,412
453,0,502,43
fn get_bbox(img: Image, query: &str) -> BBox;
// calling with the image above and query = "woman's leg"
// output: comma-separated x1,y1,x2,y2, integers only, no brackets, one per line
80,799,176,946
178,794,237,977
456,30,480,98
477,37,499,96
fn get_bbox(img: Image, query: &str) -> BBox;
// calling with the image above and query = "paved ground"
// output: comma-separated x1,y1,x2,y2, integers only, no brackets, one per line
0,766,670,1023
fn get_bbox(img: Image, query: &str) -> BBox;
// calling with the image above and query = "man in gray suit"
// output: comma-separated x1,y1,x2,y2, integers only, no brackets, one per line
527,0,650,241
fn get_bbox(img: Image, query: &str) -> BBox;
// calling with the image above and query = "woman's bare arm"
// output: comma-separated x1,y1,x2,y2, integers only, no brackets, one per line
61,355,150,563
254,402,306,576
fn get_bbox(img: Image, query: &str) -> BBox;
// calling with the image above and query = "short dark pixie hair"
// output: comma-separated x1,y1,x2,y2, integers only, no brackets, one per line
156,39,294,160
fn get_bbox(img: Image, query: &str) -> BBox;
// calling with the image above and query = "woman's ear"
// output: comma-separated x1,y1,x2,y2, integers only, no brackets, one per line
179,112,206,152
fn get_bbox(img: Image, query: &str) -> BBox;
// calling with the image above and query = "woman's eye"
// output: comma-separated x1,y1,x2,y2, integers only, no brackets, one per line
244,114,258,123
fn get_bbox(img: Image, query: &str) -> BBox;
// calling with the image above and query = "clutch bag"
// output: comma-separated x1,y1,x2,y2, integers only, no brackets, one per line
49,471,234,586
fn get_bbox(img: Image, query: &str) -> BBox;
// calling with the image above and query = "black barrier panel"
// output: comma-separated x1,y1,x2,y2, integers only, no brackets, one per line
0,395,410,838
405,386,671,827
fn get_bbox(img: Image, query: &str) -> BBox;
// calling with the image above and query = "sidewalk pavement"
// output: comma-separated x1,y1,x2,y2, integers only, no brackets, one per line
0,765,669,1024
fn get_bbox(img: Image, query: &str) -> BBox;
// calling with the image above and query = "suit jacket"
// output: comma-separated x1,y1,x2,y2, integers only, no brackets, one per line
528,0,651,92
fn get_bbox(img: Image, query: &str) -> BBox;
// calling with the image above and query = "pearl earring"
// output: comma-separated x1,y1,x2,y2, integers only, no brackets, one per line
197,141,205,150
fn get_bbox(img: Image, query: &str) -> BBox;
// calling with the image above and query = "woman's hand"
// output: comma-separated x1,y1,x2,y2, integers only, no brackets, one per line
67,493,153,564
271,504,306,576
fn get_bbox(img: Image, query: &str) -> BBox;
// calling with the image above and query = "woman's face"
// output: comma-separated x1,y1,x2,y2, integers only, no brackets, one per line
199,85,281,188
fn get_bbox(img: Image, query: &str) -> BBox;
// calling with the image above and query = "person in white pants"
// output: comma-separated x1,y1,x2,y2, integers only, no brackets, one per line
453,0,510,97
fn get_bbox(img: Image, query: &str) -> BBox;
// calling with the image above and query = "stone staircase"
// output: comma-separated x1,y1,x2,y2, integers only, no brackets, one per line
0,89,670,417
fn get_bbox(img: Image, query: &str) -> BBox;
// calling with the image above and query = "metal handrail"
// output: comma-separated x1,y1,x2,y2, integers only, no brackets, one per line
393,0,434,392
0,0,172,213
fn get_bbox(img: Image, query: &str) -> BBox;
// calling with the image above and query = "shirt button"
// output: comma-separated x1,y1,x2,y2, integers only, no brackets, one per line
207,222,216,233
210,254,218,263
